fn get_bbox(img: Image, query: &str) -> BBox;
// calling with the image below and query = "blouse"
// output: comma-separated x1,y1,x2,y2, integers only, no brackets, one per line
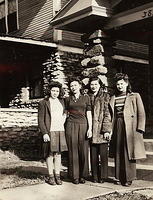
65,94,91,124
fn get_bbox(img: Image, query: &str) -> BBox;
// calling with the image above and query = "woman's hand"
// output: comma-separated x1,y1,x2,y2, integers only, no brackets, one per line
43,134,50,142
103,132,111,141
87,129,92,139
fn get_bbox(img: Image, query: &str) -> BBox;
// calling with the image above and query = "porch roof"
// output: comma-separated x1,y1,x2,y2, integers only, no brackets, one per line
0,35,57,48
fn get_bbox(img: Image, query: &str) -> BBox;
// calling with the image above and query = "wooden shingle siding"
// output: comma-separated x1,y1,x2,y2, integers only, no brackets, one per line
11,0,53,41
114,40,148,59
10,0,83,48
61,30,83,48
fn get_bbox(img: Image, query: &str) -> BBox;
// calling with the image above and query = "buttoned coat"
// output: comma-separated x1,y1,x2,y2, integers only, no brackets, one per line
38,97,67,157
89,90,112,144
109,92,146,160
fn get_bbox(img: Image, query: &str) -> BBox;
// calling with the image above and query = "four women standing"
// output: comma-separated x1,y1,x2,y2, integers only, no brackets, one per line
38,73,146,186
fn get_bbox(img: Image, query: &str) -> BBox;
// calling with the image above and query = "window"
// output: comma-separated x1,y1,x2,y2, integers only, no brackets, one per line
53,0,61,16
0,0,19,34
30,78,43,99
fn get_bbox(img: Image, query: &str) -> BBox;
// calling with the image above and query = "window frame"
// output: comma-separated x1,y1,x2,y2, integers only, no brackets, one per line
0,0,19,34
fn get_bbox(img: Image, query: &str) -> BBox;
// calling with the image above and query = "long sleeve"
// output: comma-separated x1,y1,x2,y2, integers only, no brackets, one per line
38,101,49,135
136,93,146,132
101,94,112,133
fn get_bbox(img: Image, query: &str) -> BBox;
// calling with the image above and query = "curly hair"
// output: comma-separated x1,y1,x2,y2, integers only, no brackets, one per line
46,81,64,98
87,76,105,93
114,73,132,94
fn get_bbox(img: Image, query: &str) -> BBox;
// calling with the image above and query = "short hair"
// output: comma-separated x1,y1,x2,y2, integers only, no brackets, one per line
88,76,105,92
88,76,103,87
47,81,63,98
68,77,82,88
114,73,132,94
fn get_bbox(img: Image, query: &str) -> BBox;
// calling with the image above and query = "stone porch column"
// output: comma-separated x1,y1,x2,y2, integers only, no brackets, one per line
81,30,113,90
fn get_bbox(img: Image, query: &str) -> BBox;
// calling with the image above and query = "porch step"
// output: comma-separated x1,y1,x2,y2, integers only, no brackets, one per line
108,162,153,181
109,151,153,165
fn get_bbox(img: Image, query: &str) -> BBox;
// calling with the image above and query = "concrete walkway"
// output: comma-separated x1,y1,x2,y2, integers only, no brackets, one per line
0,179,153,200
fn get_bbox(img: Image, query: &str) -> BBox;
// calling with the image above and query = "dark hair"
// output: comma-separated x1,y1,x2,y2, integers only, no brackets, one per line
114,73,132,94
68,77,83,94
88,76,103,86
46,81,64,98
68,77,82,88
88,76,104,93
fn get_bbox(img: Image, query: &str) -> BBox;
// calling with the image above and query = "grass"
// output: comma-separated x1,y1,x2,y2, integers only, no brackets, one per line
89,191,153,200
0,149,46,190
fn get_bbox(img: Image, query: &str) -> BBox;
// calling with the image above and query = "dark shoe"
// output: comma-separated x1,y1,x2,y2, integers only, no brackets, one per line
115,180,121,185
47,175,56,185
79,178,86,184
99,179,105,183
72,179,79,184
123,181,132,187
92,179,98,183
55,175,62,185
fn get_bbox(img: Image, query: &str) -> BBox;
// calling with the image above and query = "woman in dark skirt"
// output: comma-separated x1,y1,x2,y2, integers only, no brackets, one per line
38,81,67,185
109,73,146,186
65,78,92,184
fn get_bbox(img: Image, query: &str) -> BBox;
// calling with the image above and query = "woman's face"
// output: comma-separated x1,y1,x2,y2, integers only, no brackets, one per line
90,80,100,94
70,81,81,94
50,87,60,99
116,79,128,93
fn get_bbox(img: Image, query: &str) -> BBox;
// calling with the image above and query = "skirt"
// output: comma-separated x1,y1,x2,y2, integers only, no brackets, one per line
49,131,68,152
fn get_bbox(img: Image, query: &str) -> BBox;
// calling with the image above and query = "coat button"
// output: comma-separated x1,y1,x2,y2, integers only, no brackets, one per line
131,115,134,118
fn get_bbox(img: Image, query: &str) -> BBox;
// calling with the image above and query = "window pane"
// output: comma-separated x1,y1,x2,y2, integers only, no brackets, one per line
8,12,17,32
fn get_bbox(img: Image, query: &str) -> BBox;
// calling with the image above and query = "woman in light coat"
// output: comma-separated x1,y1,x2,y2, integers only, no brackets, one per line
109,73,146,186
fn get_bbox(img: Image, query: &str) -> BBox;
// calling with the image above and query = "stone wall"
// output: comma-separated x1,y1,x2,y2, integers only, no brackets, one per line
0,108,41,160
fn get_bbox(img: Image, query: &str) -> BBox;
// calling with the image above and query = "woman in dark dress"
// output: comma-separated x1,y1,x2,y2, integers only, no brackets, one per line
109,73,146,186
65,78,92,184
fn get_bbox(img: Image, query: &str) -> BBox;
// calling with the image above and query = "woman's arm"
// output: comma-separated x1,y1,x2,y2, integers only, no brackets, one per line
86,110,92,138
136,93,146,132
38,101,49,135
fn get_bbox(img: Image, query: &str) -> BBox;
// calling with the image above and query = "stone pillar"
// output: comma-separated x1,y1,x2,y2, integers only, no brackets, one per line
42,51,66,96
81,30,113,90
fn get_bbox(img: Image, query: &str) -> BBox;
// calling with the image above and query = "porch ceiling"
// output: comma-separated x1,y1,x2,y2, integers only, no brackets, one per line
0,38,56,74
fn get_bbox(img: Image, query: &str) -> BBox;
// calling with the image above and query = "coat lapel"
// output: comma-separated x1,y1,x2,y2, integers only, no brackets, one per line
123,93,133,113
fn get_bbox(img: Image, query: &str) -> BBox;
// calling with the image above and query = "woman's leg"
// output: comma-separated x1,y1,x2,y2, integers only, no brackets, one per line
46,153,56,185
99,143,108,181
54,153,62,185
78,123,89,181
66,122,79,182
90,144,99,182
54,153,61,175
46,153,54,175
